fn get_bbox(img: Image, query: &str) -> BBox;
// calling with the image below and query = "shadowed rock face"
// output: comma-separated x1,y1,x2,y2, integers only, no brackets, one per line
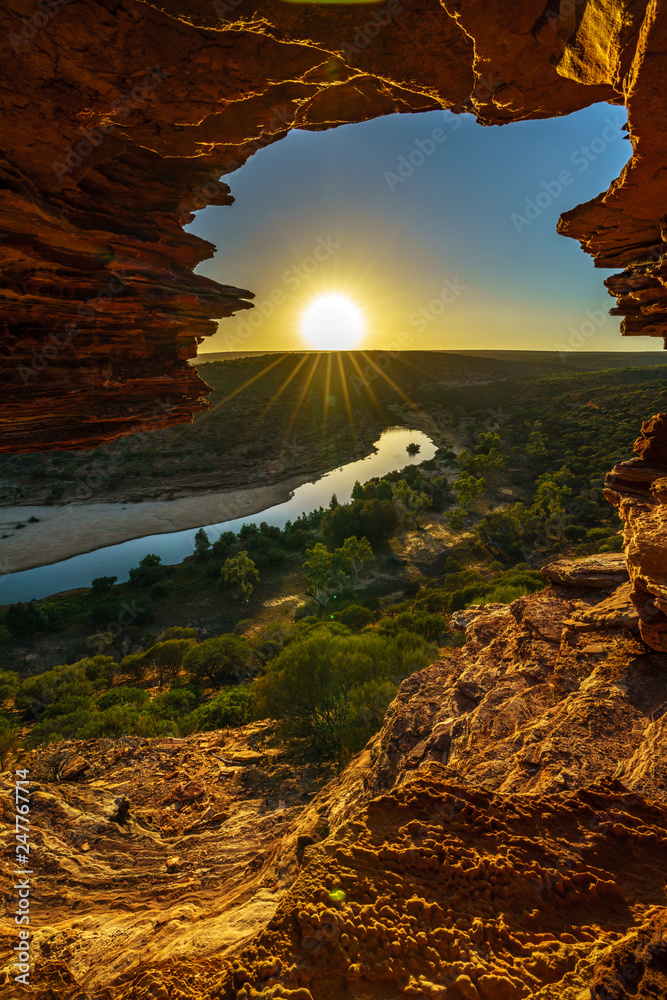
0,0,665,451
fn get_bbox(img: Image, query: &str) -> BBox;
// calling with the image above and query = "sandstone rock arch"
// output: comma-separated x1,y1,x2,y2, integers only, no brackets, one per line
0,0,664,451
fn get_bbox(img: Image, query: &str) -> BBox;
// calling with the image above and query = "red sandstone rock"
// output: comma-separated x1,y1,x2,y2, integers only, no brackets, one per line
0,0,664,449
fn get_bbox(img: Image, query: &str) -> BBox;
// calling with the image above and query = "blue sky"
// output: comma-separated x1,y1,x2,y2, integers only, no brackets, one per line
187,102,648,354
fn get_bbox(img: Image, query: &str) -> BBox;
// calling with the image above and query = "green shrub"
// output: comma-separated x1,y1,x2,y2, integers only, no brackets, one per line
183,634,251,686
254,625,437,764
597,535,623,552
128,554,167,588
97,686,150,710
219,552,259,602
180,685,256,734
0,669,19,704
161,626,198,641
483,584,529,605
587,527,612,540
153,686,200,719
378,611,446,642
335,604,374,629
0,717,20,768
15,664,93,719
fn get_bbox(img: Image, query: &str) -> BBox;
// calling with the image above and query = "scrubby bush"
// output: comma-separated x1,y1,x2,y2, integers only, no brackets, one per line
254,625,437,764
0,669,19,705
183,634,251,686
153,686,200,719
97,686,150,710
180,685,256,734
335,604,374,629
161,626,198,642
15,664,94,719
143,639,196,684
378,611,447,643
91,576,117,595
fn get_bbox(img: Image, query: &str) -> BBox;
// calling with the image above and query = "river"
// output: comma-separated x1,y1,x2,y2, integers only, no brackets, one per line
2,427,435,603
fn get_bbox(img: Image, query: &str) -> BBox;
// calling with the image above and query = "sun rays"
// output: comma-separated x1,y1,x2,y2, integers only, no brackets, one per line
204,348,425,469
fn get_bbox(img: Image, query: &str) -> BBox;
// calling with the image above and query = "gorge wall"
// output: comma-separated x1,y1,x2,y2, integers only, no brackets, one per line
0,0,666,451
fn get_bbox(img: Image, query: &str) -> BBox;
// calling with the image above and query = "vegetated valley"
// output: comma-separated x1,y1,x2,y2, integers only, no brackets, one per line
1,352,667,999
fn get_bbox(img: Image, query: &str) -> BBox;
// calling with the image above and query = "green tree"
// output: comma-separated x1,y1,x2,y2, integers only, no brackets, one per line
392,479,432,529
4,601,46,638
321,497,399,548
120,650,147,683
337,535,374,586
220,552,259,602
453,473,486,513
302,543,349,610
193,528,211,558
91,576,117,595
183,634,251,686
143,638,197,686
129,553,166,588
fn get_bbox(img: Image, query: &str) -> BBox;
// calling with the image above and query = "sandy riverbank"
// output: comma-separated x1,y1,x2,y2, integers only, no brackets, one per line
0,476,305,575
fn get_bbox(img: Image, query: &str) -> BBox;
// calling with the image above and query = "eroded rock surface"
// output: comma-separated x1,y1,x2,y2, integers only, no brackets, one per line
0,0,666,449
2,581,666,998
606,413,667,651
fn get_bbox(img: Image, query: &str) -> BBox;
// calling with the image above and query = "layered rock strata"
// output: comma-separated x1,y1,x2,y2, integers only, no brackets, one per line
0,0,666,450
606,413,667,651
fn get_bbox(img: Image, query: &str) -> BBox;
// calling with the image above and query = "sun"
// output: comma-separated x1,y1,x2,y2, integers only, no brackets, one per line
300,294,364,350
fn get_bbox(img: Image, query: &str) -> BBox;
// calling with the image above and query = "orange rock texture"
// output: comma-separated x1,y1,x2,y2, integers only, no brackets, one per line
0,0,665,449
606,414,667,651
2,578,666,999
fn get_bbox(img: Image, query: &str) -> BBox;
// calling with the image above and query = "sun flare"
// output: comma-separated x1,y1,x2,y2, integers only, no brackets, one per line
300,294,364,350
